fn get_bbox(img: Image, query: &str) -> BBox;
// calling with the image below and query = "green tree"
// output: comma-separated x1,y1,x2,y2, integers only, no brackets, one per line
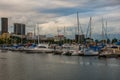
95,39,99,43
112,38,118,43
107,38,111,44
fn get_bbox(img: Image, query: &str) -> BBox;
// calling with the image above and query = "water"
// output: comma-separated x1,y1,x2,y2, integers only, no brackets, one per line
0,51,120,80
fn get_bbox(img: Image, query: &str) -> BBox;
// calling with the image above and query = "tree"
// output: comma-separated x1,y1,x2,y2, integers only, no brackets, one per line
95,39,99,43
112,38,118,43
107,38,111,44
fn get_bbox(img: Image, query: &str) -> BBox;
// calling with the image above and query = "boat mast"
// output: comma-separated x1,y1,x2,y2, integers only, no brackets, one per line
77,11,80,44
64,26,66,43
89,17,92,39
102,18,104,42
105,20,108,39
37,23,39,44
34,26,36,43
21,24,23,44
57,26,59,36
86,17,92,39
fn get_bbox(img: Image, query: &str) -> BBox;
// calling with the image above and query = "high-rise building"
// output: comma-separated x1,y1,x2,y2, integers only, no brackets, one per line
14,23,25,35
1,17,8,34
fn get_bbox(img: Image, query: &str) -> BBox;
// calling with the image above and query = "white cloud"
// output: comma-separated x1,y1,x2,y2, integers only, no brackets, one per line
0,0,119,39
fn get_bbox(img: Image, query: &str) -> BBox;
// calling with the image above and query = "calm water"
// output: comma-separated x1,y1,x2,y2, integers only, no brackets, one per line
0,51,120,80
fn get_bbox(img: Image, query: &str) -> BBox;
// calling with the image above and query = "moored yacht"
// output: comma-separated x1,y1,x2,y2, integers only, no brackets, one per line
25,44,54,53
71,45,84,56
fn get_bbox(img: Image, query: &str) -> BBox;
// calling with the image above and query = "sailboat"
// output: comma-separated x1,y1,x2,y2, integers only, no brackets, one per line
98,20,120,58
70,12,84,56
24,23,54,53
83,17,102,56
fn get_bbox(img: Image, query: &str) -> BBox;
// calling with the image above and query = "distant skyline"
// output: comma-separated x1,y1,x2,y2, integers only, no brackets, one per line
0,0,120,39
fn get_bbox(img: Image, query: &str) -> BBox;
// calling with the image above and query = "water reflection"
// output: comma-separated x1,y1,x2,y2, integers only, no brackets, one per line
0,52,120,80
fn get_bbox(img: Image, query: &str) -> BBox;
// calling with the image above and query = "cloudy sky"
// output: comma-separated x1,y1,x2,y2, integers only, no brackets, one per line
0,0,120,39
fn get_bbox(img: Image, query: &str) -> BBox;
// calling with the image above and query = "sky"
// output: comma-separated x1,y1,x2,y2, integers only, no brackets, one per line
0,0,120,39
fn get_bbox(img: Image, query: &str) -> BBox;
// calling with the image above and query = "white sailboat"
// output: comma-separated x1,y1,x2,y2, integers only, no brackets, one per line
25,23,54,53
69,12,84,56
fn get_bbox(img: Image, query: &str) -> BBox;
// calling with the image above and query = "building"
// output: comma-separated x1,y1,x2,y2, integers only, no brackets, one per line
75,34,85,43
1,17,8,34
14,23,25,35
27,32,33,40
54,35,65,41
27,32,33,38
38,35,46,40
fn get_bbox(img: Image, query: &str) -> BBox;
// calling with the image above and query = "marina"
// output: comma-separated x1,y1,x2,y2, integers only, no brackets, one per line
0,0,120,80
1,41,120,58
